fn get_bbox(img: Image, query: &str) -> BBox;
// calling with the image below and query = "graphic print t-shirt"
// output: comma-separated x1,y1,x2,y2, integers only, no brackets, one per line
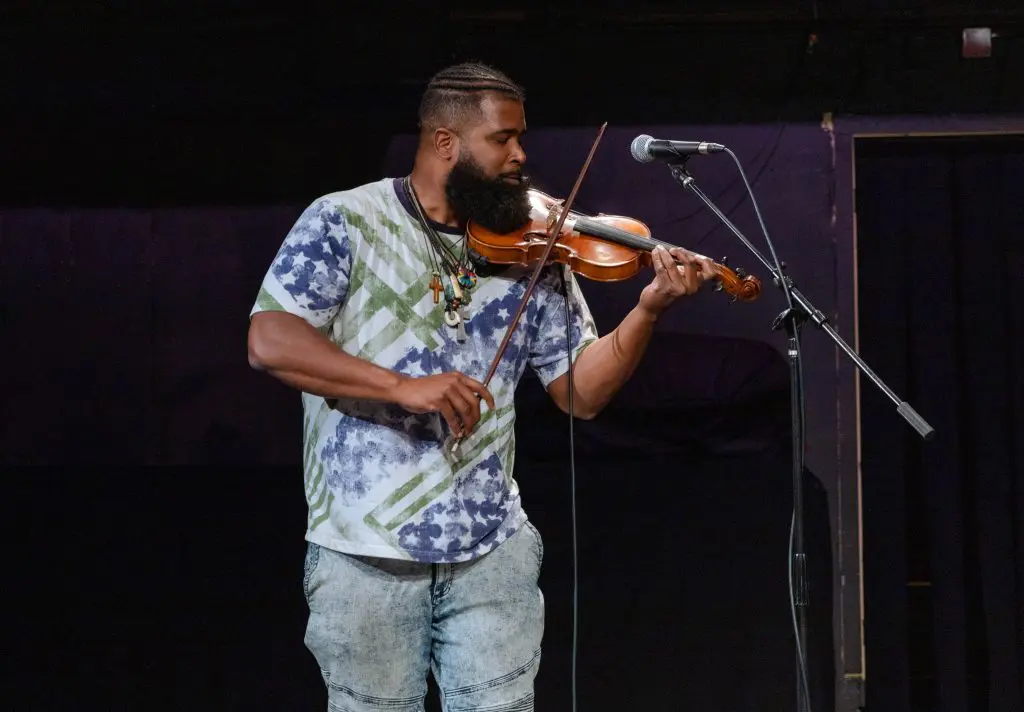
251,178,599,563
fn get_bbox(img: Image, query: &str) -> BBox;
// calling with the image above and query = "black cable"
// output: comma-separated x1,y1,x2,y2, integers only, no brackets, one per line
664,124,788,239
722,147,812,712
557,265,580,712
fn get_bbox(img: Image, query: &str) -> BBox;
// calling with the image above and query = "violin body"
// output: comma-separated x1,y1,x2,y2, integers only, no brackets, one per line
468,190,655,282
467,189,762,302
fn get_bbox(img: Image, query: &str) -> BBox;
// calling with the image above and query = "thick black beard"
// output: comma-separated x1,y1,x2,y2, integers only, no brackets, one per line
445,155,532,235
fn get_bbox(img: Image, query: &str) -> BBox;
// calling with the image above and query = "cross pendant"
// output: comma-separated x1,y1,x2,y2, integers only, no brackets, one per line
429,273,443,304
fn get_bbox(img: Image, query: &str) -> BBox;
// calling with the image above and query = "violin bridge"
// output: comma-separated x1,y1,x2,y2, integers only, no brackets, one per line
546,203,561,231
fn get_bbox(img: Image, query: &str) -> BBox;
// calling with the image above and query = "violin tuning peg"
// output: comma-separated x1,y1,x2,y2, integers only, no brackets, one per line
720,256,729,265
736,268,747,278
713,282,723,292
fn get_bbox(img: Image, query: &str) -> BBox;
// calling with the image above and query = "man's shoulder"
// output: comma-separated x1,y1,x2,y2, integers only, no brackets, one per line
306,178,399,217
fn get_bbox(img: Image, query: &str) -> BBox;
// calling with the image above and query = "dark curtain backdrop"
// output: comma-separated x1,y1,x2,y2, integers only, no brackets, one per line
855,133,1024,712
0,216,832,711
1,120,837,711
0,206,305,465
1,244,831,711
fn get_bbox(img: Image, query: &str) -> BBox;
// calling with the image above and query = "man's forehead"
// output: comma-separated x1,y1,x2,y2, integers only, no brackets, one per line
475,93,526,131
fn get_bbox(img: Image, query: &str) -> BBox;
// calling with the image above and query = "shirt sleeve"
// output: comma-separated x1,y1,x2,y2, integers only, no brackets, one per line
249,196,352,329
527,265,600,388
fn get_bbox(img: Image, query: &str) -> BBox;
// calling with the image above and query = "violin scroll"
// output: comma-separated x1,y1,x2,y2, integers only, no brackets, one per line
708,258,762,302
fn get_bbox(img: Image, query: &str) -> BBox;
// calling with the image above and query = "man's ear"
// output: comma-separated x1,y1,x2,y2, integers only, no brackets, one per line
433,128,458,161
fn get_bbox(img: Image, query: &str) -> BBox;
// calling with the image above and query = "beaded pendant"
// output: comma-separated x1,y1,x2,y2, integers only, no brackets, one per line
457,266,477,290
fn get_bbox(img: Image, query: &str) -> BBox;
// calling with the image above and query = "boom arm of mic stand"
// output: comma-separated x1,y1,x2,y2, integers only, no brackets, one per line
666,160,935,441
666,152,933,712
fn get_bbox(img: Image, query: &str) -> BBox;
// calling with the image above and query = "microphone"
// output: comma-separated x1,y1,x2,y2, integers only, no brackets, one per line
630,134,725,163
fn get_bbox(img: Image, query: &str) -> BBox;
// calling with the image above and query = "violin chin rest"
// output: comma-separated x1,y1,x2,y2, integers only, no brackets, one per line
467,248,510,277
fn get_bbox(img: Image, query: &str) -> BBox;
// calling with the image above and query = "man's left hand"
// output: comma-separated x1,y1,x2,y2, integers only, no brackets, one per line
638,245,715,318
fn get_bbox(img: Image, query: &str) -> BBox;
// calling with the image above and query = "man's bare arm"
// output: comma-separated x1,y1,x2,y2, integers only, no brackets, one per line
545,245,714,419
248,311,494,436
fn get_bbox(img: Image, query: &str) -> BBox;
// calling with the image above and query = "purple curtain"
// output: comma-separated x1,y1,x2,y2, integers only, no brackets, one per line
7,115,1020,711
0,205,305,466
855,133,1024,712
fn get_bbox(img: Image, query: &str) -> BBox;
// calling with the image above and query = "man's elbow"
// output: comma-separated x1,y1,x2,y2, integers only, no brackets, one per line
561,399,602,420
548,378,603,419
247,321,273,371
574,405,602,420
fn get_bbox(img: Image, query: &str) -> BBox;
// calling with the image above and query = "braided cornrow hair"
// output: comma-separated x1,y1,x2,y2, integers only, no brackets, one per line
418,62,525,133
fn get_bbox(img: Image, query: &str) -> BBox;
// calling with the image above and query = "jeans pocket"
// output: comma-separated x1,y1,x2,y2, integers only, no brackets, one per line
302,541,321,605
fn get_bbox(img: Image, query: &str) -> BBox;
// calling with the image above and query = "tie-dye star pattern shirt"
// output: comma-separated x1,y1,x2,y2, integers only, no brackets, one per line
251,177,598,563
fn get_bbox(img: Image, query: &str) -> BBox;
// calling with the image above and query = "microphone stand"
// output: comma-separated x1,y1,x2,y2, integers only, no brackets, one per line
663,157,934,712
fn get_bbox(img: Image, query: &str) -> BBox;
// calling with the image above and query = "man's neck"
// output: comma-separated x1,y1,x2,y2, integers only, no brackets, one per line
408,168,460,228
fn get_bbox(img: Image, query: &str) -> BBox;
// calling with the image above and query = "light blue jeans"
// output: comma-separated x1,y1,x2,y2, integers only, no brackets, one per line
302,523,545,711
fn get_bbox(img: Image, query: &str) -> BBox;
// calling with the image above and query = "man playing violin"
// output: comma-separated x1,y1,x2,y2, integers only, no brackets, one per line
247,61,714,712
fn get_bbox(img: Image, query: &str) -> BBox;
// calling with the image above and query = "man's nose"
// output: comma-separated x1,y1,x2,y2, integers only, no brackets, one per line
510,143,526,165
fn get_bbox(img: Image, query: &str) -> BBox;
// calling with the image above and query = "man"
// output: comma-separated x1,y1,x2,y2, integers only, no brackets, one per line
247,62,712,711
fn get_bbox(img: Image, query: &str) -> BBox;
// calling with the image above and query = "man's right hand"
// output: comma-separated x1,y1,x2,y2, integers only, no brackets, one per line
391,373,496,438
248,312,495,436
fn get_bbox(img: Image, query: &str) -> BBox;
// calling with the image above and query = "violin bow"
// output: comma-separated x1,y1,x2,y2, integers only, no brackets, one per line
448,122,608,455
479,121,608,388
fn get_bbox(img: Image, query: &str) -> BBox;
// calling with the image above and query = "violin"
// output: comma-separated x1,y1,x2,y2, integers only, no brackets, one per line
466,189,762,302
446,122,760,458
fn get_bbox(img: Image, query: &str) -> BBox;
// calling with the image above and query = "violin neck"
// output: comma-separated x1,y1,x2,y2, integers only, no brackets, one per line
573,216,680,255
